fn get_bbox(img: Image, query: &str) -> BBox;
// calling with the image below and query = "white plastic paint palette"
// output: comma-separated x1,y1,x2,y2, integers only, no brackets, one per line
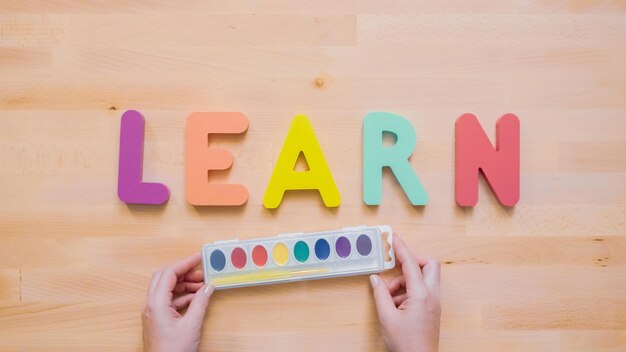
201,225,396,289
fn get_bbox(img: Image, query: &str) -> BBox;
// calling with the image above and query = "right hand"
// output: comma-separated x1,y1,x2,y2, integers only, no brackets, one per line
369,233,441,352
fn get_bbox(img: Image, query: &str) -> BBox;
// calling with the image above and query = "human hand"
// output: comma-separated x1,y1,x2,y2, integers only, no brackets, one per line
142,252,214,352
369,234,441,352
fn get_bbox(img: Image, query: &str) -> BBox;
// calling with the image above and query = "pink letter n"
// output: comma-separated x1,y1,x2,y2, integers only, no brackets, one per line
455,113,520,207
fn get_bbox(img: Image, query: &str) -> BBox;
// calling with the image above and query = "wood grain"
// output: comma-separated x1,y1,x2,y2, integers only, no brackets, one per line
1,1,625,351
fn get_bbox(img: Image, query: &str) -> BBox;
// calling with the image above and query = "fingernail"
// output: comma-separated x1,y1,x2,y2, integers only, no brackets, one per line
204,284,215,296
369,275,379,287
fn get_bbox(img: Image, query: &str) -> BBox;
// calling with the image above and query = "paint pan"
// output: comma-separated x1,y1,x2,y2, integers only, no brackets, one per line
201,225,395,289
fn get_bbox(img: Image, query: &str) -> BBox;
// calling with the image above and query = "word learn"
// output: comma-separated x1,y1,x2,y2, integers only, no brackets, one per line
117,110,520,208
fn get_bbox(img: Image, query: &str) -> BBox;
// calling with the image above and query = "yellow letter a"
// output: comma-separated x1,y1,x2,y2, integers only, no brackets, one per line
263,115,341,208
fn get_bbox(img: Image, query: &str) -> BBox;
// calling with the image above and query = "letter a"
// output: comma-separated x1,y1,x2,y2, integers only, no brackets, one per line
263,115,340,208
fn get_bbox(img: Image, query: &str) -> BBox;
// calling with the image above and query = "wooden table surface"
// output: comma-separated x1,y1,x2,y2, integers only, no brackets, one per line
1,1,625,351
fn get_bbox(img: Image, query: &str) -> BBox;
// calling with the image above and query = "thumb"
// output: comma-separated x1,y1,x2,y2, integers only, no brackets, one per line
184,284,214,325
369,275,395,323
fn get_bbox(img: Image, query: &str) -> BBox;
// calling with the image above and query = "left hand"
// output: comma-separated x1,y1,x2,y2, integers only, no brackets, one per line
142,252,214,352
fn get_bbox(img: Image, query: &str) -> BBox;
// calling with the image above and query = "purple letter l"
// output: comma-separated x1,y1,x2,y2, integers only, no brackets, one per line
117,110,170,204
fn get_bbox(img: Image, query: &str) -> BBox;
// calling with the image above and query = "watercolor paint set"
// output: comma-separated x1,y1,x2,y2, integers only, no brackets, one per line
201,225,395,289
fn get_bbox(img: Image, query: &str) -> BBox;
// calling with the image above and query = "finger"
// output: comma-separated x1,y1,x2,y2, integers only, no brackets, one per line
392,234,427,297
413,254,431,269
392,293,408,307
386,276,406,294
174,281,204,294
155,253,203,302
148,269,162,297
169,252,203,277
185,270,204,282
154,269,178,305
369,275,396,323
392,233,425,266
184,285,214,326
172,293,195,310
422,258,441,297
